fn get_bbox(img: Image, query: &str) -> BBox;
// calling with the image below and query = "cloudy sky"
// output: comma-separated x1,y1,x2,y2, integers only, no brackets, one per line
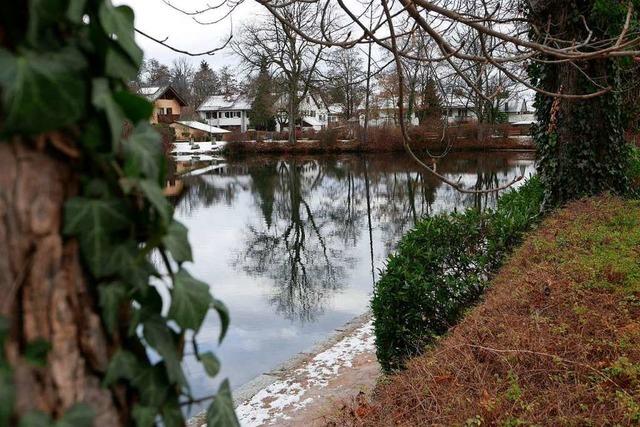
114,0,266,68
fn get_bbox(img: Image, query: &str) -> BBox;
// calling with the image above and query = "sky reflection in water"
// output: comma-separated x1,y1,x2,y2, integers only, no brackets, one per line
169,151,536,412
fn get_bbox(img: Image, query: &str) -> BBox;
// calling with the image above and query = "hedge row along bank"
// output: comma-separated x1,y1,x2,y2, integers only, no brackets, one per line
372,176,545,372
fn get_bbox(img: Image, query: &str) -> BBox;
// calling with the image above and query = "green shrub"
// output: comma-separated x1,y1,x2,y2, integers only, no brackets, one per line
372,176,543,372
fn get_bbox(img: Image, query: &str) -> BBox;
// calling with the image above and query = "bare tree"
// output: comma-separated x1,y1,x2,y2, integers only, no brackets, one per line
324,48,366,120
169,57,195,105
232,3,326,143
155,0,640,196
145,58,171,86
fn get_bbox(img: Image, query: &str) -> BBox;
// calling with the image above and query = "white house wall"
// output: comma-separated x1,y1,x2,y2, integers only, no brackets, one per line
199,111,251,132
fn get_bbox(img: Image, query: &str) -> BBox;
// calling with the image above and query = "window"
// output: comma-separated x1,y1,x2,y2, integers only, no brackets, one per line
225,111,232,118
235,111,241,118
166,107,172,115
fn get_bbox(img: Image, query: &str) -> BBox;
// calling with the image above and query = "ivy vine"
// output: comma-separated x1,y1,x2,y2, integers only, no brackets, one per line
0,1,238,426
528,0,639,208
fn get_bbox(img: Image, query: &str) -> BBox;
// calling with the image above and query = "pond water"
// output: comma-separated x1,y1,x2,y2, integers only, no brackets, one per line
168,151,536,412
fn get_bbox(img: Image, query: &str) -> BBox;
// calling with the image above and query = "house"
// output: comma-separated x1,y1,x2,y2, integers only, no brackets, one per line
274,93,329,132
138,85,187,124
503,94,536,124
197,95,252,132
327,104,344,127
443,95,477,123
358,95,420,127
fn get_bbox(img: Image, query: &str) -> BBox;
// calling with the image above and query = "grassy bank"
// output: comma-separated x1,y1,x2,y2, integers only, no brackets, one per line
336,196,640,425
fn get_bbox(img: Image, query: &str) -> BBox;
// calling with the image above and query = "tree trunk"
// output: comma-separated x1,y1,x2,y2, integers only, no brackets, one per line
531,1,629,207
0,142,123,425
288,92,297,144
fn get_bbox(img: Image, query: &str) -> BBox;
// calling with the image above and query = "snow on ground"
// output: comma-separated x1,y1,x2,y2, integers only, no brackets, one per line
231,321,375,427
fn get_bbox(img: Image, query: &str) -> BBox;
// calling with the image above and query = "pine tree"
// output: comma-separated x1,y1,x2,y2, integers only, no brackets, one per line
192,60,220,109
416,78,442,124
249,59,276,131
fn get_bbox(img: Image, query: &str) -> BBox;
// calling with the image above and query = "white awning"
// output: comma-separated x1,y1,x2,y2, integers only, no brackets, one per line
174,121,230,134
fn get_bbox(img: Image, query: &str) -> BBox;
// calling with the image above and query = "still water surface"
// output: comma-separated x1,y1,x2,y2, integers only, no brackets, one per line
169,151,536,408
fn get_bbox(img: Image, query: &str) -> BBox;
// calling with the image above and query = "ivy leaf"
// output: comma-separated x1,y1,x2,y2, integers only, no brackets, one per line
131,405,155,427
169,269,212,331
123,123,162,180
55,404,94,427
19,411,52,427
104,243,156,290
161,400,184,427
206,380,240,427
139,180,172,225
113,91,153,124
27,0,68,45
63,197,129,277
67,0,88,23
163,221,193,263
91,78,125,148
132,366,169,408
143,317,187,388
24,339,51,367
0,47,86,135
212,298,230,343
106,49,140,82
98,282,128,334
200,352,220,377
103,350,140,386
98,3,143,66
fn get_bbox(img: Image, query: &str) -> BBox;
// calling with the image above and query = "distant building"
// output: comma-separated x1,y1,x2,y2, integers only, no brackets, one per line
274,94,329,131
358,95,420,127
197,95,252,132
138,85,187,124
327,104,344,127
442,95,477,123
503,95,536,124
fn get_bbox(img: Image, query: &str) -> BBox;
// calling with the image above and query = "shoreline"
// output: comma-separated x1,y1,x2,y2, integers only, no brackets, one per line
335,196,640,425
187,312,377,427
221,136,535,156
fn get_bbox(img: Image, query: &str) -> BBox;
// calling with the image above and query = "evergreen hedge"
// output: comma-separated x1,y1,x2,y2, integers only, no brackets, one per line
372,176,544,372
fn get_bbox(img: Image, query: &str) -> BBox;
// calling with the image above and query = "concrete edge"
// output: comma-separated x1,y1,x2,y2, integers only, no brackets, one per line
186,311,373,426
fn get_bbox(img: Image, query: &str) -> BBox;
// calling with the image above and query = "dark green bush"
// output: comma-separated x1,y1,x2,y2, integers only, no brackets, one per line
372,176,543,372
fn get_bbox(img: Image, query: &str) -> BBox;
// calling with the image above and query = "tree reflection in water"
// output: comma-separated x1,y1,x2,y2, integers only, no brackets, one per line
169,152,536,323
238,159,353,322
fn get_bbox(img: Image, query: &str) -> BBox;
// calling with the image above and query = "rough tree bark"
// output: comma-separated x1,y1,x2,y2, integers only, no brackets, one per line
0,142,122,426
531,0,629,207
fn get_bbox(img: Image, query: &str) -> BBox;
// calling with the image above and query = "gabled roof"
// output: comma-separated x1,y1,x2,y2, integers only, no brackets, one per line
198,95,252,111
174,121,230,134
328,104,343,115
138,85,187,106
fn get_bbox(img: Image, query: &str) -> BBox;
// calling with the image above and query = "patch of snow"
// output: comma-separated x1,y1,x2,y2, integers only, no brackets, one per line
234,321,375,427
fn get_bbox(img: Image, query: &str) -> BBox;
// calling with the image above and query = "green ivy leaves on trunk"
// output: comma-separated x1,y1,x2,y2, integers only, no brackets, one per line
0,0,238,425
